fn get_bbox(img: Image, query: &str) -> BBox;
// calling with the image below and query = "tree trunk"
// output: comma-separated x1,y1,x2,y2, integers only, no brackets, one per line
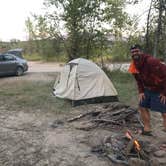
153,0,163,57
145,0,153,53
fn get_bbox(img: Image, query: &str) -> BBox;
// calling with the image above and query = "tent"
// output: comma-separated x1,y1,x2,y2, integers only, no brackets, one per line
53,58,118,106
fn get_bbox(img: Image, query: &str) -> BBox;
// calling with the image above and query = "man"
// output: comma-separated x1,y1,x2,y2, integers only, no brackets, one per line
128,44,166,135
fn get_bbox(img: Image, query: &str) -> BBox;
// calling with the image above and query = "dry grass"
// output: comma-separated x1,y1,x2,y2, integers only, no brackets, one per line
0,73,71,113
0,71,138,113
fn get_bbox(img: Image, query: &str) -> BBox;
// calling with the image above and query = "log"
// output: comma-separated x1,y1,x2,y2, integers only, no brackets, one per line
91,119,122,126
106,154,129,165
67,111,100,122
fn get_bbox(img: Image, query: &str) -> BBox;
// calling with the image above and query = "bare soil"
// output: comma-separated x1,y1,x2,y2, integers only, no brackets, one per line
0,62,165,166
28,61,63,73
0,105,112,166
0,73,110,166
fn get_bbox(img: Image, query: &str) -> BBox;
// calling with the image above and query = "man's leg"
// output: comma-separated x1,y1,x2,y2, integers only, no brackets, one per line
139,107,151,131
161,113,166,130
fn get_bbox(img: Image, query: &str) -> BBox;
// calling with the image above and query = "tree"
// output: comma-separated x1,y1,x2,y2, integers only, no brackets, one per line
153,0,166,57
28,0,130,61
145,0,153,53
143,0,166,58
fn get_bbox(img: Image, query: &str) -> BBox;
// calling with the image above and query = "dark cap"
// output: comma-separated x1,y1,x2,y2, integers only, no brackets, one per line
130,44,141,51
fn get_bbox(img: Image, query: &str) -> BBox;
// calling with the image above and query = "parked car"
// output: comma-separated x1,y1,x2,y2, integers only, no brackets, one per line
5,48,24,59
0,53,28,76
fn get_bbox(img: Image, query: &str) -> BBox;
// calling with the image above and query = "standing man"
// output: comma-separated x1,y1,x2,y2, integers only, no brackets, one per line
128,44,166,135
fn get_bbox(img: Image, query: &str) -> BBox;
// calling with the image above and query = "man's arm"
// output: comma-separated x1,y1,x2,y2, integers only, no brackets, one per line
148,58,166,96
133,73,144,93
133,74,145,102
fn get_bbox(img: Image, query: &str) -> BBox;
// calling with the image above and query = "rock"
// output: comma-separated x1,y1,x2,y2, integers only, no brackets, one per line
157,157,166,165
154,150,166,157
88,130,112,147
49,120,64,128
149,158,160,166
128,158,146,166
150,157,166,165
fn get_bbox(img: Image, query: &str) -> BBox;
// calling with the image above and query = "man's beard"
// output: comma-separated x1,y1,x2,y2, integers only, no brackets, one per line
132,54,140,61
132,54,142,70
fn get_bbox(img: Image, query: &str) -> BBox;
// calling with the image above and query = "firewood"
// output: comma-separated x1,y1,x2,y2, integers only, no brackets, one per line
91,119,122,126
67,111,100,122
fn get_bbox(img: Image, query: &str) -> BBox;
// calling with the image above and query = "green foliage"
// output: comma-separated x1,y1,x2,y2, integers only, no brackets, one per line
24,54,43,61
110,41,129,62
24,0,130,61
143,0,166,59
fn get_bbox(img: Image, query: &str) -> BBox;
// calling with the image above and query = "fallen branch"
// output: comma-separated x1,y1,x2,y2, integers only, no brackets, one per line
2,126,40,132
91,119,122,126
67,111,100,122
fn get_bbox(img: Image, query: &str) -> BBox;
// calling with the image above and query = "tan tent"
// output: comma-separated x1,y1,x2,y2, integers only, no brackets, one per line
53,58,118,106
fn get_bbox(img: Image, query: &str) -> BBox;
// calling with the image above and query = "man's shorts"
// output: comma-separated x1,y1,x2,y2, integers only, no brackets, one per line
139,89,166,113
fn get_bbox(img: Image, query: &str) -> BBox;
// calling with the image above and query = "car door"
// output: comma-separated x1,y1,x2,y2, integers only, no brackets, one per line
0,55,7,75
0,54,17,75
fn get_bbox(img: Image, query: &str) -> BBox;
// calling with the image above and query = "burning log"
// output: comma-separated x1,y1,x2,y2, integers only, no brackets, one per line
125,130,149,160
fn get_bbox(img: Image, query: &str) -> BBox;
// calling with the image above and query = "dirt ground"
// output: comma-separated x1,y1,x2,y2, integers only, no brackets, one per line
0,63,166,166
28,61,63,73
0,72,110,166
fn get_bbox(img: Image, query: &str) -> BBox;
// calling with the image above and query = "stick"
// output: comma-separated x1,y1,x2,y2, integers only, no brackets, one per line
67,111,100,122
91,119,122,126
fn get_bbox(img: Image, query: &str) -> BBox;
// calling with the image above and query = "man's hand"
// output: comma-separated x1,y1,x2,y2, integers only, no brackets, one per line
159,94,166,104
139,93,145,102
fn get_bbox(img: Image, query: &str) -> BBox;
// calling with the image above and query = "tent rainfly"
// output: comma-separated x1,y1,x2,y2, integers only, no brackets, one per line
53,58,118,106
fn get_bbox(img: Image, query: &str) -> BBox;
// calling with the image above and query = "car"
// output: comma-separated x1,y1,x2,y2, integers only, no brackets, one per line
5,48,24,59
0,53,28,76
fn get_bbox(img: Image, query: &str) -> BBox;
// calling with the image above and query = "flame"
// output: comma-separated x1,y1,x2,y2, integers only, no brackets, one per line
134,140,141,151
125,130,141,152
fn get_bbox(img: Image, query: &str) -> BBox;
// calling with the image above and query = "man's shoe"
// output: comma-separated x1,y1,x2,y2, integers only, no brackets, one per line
141,129,153,136
162,128,166,132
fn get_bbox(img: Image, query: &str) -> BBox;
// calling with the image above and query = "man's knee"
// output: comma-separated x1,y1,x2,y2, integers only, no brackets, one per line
139,107,149,112
162,113,166,119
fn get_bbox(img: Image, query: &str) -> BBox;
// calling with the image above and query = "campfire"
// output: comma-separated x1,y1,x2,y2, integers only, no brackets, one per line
64,102,166,165
125,130,148,160
125,130,141,152
91,130,151,165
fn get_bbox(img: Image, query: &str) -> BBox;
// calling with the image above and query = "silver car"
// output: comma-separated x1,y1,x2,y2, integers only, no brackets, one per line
0,53,28,76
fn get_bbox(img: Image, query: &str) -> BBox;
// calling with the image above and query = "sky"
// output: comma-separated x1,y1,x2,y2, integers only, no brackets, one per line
125,0,151,28
0,0,44,41
0,0,150,42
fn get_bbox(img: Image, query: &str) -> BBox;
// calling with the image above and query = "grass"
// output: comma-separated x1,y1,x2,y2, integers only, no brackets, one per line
24,53,68,62
0,71,139,114
0,78,71,113
106,70,139,107
24,54,43,61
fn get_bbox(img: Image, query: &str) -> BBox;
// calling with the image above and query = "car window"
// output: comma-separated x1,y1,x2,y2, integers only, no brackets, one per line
7,51,23,59
0,55,4,61
3,54,16,61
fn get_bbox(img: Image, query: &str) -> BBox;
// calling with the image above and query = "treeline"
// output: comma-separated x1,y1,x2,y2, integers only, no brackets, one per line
0,37,142,62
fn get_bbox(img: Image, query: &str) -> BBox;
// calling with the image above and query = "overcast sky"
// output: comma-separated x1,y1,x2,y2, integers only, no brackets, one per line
0,0,150,41
0,0,44,41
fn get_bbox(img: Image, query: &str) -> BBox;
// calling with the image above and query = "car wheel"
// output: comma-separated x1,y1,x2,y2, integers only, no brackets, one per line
16,67,24,76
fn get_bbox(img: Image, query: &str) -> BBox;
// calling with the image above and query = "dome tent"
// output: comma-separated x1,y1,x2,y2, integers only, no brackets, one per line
53,58,118,106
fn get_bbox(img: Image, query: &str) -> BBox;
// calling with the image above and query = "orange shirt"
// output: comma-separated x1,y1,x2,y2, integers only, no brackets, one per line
128,61,139,74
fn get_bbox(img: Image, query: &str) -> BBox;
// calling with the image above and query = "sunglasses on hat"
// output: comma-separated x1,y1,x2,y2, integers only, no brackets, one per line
130,48,140,54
